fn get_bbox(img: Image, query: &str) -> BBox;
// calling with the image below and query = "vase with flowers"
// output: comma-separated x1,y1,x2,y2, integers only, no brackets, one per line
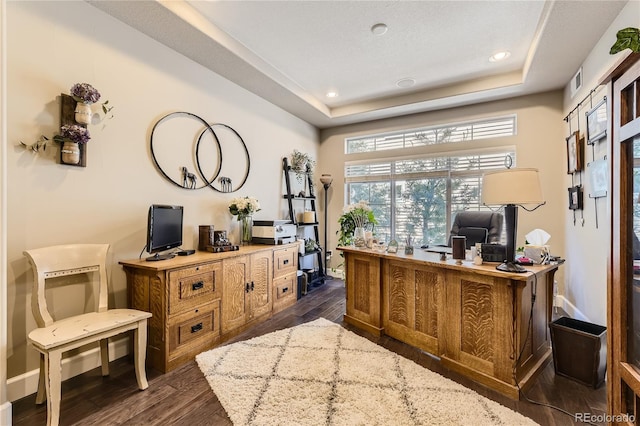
55,124,90,165
338,201,377,248
70,83,103,125
228,196,261,245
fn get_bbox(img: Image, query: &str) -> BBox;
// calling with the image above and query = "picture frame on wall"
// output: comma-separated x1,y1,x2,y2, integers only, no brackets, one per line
566,131,583,174
587,158,608,198
585,97,607,145
568,185,584,210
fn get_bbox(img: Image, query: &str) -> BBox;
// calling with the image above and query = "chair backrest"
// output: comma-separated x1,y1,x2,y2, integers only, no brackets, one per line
23,244,110,328
450,211,503,249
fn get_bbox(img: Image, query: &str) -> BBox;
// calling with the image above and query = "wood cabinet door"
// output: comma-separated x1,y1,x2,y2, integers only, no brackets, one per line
221,255,249,333
249,251,272,320
383,260,443,355
345,252,381,329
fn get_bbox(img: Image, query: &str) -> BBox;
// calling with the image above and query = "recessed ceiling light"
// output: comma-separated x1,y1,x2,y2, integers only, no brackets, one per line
489,51,511,62
371,23,388,36
326,91,339,98
396,78,415,88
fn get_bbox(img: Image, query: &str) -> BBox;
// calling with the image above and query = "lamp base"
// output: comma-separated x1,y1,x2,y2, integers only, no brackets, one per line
496,261,527,273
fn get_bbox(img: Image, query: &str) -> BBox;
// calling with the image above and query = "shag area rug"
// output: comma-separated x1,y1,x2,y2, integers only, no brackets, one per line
195,318,536,425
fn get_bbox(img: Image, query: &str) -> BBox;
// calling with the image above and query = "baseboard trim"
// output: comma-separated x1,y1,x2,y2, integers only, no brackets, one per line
0,401,12,425
7,336,130,402
555,295,589,322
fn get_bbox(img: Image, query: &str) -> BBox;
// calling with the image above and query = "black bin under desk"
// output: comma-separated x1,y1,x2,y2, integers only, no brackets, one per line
549,316,607,388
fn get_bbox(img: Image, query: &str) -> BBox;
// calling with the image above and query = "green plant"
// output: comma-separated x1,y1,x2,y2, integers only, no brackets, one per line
610,27,640,54
337,201,377,247
290,150,315,183
304,238,319,253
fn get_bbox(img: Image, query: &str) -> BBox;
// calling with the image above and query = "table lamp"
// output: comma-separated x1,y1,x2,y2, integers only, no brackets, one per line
481,168,545,273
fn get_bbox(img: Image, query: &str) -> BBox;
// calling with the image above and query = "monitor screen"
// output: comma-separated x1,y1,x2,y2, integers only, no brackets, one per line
146,205,183,261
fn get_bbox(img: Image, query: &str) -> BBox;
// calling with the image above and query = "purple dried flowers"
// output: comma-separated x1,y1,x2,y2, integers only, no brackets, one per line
59,124,91,144
70,83,101,104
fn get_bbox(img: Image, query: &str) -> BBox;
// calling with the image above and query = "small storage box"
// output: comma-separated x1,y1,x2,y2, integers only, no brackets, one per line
550,316,607,388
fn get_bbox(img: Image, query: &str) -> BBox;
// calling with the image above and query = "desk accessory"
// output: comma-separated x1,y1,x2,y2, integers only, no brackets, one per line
452,236,466,264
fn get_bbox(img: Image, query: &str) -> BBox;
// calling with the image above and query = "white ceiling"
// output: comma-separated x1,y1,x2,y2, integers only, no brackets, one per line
88,0,627,129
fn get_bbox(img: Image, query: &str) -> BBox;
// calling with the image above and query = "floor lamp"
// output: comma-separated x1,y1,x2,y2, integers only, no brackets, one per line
320,174,333,269
481,168,545,273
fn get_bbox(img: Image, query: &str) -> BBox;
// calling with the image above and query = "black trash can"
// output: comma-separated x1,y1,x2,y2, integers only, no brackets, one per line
549,316,607,388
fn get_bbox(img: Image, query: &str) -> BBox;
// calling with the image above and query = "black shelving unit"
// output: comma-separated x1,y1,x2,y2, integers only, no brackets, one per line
282,157,325,288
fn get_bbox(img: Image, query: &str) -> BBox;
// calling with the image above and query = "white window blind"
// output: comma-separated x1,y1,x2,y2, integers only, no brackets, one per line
345,115,516,154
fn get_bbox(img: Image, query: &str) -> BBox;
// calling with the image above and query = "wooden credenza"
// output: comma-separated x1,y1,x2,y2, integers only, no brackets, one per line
339,246,558,399
120,243,299,373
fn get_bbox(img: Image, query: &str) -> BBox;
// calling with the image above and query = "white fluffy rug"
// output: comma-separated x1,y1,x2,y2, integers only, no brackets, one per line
196,318,536,425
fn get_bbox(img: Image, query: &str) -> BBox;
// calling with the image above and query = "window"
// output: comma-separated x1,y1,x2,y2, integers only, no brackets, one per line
346,115,516,153
344,117,516,246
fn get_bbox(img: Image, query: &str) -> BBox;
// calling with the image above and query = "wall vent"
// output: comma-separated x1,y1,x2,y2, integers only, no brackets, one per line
571,67,583,98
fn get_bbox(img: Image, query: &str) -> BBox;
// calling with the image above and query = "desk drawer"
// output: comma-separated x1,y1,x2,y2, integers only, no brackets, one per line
168,302,220,353
168,262,221,315
274,247,297,279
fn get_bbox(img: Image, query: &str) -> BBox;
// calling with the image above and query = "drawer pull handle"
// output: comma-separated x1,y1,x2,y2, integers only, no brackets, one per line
282,287,288,293
283,259,289,265
191,323,203,333
192,281,204,291
251,281,255,291
245,282,250,293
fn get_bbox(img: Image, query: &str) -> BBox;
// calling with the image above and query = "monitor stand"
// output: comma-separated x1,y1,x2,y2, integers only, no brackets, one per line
145,252,176,262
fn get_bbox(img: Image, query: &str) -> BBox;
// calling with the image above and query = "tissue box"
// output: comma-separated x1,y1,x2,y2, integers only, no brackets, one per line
524,245,550,264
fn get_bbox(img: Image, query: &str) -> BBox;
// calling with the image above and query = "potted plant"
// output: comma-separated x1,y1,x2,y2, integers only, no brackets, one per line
610,27,640,54
290,150,315,184
337,201,377,248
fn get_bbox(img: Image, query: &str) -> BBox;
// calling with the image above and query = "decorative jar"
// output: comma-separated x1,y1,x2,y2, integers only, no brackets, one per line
74,102,92,125
61,141,80,165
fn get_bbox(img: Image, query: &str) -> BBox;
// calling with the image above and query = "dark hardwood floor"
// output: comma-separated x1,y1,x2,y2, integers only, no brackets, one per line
12,278,606,425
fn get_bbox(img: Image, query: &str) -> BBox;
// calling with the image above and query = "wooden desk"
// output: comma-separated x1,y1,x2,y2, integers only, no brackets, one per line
338,246,558,399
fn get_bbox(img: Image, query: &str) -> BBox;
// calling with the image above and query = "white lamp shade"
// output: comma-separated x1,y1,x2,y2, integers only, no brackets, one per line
481,168,544,206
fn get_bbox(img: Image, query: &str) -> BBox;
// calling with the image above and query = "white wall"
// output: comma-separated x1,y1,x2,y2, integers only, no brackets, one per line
560,0,640,325
5,1,317,400
319,91,566,287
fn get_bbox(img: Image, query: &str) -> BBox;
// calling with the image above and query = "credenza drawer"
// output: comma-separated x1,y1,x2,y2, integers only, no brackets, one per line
168,262,221,315
168,302,220,353
272,274,296,314
274,247,297,279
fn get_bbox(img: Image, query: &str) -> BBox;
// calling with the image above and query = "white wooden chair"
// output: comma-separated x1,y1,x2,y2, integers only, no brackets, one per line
23,244,152,426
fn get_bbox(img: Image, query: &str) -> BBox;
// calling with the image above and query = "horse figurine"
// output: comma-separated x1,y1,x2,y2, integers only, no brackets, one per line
181,166,197,189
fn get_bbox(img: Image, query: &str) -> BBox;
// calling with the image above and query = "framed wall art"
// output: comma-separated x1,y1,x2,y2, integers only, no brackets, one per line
566,131,583,174
568,185,584,210
586,97,607,145
587,158,608,198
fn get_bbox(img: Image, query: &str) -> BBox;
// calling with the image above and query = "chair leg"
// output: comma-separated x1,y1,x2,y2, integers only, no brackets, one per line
35,353,47,405
134,320,149,390
100,338,110,376
44,350,62,426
